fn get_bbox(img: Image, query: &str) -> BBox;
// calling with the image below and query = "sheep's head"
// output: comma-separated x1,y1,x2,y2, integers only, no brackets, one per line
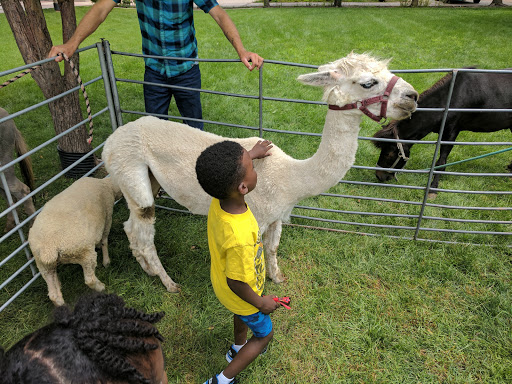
297,52,418,121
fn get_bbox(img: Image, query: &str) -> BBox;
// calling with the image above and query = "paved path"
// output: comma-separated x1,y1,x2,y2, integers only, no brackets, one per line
1,0,510,13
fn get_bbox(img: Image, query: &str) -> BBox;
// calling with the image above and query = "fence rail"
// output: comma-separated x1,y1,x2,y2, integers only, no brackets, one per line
1,40,510,311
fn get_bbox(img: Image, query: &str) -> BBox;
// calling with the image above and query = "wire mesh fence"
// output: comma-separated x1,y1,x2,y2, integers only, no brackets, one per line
1,40,510,312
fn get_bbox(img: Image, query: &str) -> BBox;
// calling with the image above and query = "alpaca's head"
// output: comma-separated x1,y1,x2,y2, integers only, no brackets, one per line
297,52,418,121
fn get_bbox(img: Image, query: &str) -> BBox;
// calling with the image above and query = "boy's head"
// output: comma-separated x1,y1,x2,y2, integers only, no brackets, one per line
196,141,250,200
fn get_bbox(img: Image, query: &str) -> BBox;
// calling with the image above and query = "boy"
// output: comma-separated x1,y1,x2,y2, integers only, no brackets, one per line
196,140,280,384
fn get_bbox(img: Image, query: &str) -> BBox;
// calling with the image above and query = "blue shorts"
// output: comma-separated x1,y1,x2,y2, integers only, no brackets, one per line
237,312,273,338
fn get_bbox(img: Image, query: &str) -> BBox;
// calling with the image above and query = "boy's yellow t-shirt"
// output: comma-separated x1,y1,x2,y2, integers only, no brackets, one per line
208,198,265,316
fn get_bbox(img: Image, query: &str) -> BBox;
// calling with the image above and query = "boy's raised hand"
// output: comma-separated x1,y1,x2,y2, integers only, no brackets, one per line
249,140,273,160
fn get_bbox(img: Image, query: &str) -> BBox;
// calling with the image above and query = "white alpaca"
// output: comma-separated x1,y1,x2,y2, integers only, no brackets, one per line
28,177,122,306
102,53,418,292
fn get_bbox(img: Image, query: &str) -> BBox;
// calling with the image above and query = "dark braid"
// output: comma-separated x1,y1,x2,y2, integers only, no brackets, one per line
53,293,165,384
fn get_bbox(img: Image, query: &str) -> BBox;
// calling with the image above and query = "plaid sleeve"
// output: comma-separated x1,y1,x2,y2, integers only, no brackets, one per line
194,0,219,13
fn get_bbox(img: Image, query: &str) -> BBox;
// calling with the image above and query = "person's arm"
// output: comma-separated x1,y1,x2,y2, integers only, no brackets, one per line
48,0,117,62
227,278,279,315
208,5,263,71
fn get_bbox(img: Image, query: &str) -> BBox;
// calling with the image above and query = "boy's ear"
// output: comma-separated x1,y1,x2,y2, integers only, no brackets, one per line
238,181,249,196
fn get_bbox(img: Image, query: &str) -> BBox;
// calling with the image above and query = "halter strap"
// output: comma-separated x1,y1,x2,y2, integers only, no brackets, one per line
329,75,400,123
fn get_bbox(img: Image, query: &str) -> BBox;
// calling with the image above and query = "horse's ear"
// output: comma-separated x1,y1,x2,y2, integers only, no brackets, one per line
297,69,344,86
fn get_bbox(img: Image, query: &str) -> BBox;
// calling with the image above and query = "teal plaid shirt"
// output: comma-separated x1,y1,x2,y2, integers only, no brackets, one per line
114,0,219,77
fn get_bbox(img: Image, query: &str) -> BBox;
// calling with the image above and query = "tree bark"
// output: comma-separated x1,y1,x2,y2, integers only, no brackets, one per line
410,0,419,6
263,0,270,7
490,0,505,5
1,0,91,154
334,0,342,6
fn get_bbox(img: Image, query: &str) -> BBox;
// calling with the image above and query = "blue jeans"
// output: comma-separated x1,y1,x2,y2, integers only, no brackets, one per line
143,65,203,130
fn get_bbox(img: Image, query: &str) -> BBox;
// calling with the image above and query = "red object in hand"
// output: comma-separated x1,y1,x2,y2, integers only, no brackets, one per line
273,296,291,309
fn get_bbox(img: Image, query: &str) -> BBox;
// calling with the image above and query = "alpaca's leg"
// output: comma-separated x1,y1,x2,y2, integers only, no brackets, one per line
80,249,105,292
36,259,65,306
123,193,180,293
262,220,286,284
148,170,161,198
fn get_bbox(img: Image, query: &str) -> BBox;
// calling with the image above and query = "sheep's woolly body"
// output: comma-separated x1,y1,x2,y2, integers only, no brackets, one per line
102,53,418,292
28,177,122,306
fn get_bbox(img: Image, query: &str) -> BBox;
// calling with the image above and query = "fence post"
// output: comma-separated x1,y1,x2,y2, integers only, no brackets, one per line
97,41,119,132
101,39,123,128
414,69,459,240
259,64,264,138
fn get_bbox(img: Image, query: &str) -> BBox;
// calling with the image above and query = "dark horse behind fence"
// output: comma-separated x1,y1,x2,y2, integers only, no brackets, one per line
372,69,512,196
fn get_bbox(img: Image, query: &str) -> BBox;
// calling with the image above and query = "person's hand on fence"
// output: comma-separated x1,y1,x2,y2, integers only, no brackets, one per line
48,43,77,63
240,50,264,71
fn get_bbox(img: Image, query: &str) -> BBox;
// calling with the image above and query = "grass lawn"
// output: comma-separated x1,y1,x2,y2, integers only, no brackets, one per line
1,6,512,383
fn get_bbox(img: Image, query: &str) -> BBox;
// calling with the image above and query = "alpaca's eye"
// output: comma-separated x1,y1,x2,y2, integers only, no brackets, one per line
361,80,378,89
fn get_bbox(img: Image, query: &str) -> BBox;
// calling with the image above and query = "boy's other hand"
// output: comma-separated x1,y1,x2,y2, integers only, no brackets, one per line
249,140,273,160
258,295,280,314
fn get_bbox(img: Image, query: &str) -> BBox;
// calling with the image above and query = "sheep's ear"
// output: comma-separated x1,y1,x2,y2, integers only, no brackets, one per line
297,69,344,86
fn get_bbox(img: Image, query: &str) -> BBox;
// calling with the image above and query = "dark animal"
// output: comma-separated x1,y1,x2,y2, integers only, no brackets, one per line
0,293,168,384
0,107,36,232
373,70,512,197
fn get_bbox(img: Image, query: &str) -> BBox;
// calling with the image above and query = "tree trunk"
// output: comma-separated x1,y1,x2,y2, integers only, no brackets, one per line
1,0,91,154
263,0,270,7
490,0,505,5
334,0,342,6
410,0,419,6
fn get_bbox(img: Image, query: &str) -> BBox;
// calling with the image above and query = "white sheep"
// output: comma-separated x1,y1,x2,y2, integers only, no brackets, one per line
102,52,418,292
28,177,122,306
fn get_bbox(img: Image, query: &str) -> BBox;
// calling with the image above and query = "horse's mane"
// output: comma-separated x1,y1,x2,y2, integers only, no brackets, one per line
372,71,457,148
0,293,165,384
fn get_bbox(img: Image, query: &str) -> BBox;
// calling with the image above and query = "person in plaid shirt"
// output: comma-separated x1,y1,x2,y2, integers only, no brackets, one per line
49,0,263,130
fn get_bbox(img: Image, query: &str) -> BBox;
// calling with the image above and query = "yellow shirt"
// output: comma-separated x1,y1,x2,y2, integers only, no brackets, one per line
207,198,265,316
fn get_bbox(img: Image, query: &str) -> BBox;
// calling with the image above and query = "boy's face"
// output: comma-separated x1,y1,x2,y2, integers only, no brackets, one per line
241,149,258,194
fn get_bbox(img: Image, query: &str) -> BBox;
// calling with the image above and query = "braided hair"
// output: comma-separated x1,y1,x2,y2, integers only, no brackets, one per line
0,293,165,384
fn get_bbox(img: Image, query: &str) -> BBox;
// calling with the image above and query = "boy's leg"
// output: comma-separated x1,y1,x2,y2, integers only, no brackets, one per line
233,314,248,345
223,312,273,380
223,330,274,379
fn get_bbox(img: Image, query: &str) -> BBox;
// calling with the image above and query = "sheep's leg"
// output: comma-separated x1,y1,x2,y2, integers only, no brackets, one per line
123,194,180,293
101,234,110,267
262,220,286,283
101,213,113,267
81,249,105,292
36,259,65,306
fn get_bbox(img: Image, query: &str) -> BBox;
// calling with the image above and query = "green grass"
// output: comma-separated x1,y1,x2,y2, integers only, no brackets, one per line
1,6,512,384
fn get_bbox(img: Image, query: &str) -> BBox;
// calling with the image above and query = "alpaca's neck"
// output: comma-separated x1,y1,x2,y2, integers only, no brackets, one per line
295,110,362,198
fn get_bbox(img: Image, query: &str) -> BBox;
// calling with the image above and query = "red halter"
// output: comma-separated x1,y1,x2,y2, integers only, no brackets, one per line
328,75,400,123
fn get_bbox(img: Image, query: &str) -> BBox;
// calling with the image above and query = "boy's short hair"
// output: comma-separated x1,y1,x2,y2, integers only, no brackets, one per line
196,141,246,200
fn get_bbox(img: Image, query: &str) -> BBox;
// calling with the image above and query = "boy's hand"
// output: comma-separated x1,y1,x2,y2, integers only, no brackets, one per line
248,140,273,160
258,295,280,315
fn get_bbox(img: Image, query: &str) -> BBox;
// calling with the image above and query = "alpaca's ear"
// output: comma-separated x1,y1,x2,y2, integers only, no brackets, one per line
297,69,344,86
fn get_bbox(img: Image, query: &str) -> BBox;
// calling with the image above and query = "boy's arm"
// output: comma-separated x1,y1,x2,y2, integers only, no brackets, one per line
227,278,279,315
248,140,273,160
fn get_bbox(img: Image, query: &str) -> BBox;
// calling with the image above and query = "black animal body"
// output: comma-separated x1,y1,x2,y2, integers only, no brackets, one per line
373,70,512,195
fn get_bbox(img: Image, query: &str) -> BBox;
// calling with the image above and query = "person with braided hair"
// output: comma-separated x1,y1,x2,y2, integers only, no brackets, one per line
0,293,167,384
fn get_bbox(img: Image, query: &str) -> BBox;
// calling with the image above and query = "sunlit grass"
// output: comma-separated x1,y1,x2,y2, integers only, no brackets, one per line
1,6,512,383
